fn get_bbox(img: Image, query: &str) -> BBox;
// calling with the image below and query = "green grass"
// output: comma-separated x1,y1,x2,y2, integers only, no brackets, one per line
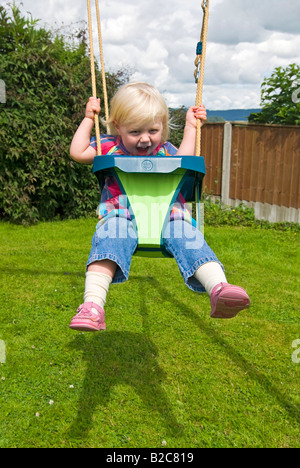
0,218,299,448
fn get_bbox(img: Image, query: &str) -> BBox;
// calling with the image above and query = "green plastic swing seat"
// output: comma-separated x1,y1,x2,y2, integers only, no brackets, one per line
93,155,206,258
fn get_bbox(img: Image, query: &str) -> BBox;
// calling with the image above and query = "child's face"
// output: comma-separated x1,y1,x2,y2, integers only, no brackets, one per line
114,121,163,156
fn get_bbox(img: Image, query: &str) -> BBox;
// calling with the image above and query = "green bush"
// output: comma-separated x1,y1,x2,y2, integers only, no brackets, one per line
203,198,300,232
0,4,125,224
249,64,300,125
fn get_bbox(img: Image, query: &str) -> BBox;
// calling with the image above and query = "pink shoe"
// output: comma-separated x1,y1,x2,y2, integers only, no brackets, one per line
210,283,250,319
69,302,106,332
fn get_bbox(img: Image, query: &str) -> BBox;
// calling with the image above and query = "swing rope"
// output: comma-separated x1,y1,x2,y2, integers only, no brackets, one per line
95,0,109,125
87,0,102,154
86,0,111,153
194,0,210,156
87,0,209,157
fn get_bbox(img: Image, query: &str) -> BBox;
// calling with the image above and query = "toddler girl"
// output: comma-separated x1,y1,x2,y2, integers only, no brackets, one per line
69,82,250,331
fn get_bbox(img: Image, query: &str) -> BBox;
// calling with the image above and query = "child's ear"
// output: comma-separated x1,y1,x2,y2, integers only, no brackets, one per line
113,121,120,134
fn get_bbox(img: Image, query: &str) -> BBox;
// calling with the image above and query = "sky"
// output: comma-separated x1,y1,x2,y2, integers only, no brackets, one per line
2,0,300,109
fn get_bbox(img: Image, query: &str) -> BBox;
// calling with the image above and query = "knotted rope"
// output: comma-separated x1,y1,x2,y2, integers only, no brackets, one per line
87,0,110,154
95,0,109,125
194,0,210,156
87,0,209,157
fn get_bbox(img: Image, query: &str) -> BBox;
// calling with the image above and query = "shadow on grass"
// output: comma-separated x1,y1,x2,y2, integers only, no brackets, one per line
67,330,182,441
138,275,300,427
67,270,185,442
67,273,299,443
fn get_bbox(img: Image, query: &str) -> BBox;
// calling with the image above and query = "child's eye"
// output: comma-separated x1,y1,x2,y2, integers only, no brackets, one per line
129,130,140,135
150,129,159,134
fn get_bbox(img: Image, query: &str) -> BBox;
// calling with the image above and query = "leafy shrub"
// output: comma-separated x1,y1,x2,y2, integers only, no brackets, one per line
204,198,300,232
249,64,300,125
0,4,125,224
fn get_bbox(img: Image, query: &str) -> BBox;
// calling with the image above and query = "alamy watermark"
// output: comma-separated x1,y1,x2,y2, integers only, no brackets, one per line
0,340,6,364
292,79,300,104
97,199,205,250
0,79,6,104
292,339,300,364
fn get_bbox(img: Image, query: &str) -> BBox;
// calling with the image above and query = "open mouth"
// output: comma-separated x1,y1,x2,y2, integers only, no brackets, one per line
135,146,151,155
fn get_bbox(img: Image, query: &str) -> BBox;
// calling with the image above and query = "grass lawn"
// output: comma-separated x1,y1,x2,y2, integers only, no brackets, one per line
0,218,299,448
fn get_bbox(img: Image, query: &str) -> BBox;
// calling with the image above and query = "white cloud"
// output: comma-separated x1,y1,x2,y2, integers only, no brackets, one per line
1,0,300,110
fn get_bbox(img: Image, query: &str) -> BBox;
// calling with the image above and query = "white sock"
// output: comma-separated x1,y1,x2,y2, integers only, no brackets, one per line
193,262,227,296
84,271,112,311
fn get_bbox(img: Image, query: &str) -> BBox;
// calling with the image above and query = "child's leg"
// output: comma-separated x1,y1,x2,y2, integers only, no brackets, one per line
69,261,115,332
84,260,116,308
163,220,250,318
70,217,138,332
163,219,223,293
193,261,227,295
194,262,250,318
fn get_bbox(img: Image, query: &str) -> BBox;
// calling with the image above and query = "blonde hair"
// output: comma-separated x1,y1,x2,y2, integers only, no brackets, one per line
104,82,170,142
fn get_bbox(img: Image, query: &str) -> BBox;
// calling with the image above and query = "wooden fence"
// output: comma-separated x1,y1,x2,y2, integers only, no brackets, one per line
200,122,300,223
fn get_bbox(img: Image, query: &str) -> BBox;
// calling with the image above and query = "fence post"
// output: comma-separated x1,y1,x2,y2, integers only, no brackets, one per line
221,122,232,206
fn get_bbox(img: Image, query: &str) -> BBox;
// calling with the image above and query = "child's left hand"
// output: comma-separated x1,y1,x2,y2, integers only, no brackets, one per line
186,105,207,129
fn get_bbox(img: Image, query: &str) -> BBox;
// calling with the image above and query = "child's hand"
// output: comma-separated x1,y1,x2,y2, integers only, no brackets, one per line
85,97,101,120
185,105,207,129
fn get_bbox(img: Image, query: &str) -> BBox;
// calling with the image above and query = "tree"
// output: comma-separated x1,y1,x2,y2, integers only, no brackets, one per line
249,64,300,125
0,3,127,224
168,106,187,148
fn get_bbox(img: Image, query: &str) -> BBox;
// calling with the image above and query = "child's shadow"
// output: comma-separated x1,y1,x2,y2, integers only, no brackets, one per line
67,330,181,439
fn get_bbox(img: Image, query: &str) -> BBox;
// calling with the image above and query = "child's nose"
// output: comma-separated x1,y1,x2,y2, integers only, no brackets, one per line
140,132,150,142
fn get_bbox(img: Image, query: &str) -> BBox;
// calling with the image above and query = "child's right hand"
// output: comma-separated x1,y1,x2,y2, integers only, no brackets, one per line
85,97,101,120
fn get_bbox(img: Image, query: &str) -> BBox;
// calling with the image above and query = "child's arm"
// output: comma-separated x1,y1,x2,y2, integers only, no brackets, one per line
176,105,207,156
70,97,101,164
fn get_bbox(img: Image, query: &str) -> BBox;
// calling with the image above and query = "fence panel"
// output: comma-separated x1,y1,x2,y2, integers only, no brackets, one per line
229,124,300,209
201,123,223,196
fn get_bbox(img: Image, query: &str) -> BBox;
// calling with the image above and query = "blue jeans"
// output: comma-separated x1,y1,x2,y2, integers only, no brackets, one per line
87,217,224,292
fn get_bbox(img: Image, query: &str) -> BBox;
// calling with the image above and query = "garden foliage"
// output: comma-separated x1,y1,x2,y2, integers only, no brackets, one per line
0,4,126,224
249,64,300,125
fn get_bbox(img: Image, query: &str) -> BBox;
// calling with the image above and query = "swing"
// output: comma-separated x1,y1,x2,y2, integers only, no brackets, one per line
87,0,210,258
